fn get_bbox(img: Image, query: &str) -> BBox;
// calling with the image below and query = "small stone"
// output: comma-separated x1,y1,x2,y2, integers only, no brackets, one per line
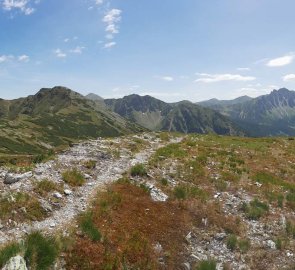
64,189,72,196
287,251,293,257
215,232,227,241
50,222,56,228
255,182,262,187
84,174,91,179
186,232,192,240
53,192,63,199
214,193,221,199
266,240,276,249
182,262,190,270
154,242,163,253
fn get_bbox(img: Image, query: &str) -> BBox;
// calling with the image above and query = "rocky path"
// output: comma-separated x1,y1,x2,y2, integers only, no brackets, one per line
0,134,180,246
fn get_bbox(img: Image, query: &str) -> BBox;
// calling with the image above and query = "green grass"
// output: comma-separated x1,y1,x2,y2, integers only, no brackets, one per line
241,199,269,220
152,143,186,162
80,212,102,242
62,168,85,187
130,164,147,177
34,179,62,196
227,234,237,251
238,239,251,253
254,172,295,191
0,243,22,268
173,185,208,201
83,160,96,169
286,192,295,209
286,220,295,238
196,259,216,270
25,232,58,270
160,178,169,186
0,192,46,222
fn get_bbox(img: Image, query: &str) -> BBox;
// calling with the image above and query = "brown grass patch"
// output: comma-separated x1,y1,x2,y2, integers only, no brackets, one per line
65,182,191,269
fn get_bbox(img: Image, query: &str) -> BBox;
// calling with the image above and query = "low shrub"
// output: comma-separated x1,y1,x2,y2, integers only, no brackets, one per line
34,179,61,196
62,169,85,187
130,164,147,177
286,192,295,209
0,242,21,267
160,178,169,186
83,160,96,169
80,212,102,242
238,239,250,253
173,185,208,201
0,192,46,222
286,220,295,238
227,234,237,251
241,199,269,220
25,232,58,270
196,259,216,270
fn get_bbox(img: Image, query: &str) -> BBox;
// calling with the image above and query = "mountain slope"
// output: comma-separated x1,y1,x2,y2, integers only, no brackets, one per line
0,87,142,155
105,95,244,135
197,96,253,111
199,88,295,136
85,93,104,101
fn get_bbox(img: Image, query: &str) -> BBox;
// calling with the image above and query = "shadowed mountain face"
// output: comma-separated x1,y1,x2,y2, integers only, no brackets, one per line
198,88,295,136
104,95,244,136
0,87,143,154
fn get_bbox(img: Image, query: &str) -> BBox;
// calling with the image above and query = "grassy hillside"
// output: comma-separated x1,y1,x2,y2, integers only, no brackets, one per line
0,87,143,157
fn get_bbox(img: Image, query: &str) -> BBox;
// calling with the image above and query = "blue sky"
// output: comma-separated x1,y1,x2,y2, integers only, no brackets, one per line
1,0,295,102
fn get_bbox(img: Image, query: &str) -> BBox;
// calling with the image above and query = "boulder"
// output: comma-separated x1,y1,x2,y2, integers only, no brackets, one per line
4,172,32,184
2,255,27,270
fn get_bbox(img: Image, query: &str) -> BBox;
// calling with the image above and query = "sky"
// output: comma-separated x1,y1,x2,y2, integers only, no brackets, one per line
1,0,295,102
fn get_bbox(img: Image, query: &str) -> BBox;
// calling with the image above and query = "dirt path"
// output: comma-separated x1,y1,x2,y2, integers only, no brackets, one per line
0,134,182,245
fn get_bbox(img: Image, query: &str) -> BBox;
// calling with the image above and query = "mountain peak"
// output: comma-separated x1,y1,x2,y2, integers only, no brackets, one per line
271,88,292,94
85,93,104,101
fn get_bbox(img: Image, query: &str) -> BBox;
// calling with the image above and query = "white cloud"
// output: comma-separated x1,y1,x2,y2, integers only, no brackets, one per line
54,49,66,58
237,67,250,71
105,34,113,40
104,42,116,48
282,74,295,82
103,9,122,24
195,73,256,83
159,76,174,82
102,8,122,45
64,38,69,43
95,0,103,5
266,54,294,67
2,0,37,15
0,55,14,63
18,54,29,62
105,24,119,34
69,46,85,54
0,55,9,63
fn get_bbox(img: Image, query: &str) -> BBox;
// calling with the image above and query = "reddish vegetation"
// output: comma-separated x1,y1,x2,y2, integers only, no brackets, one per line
65,183,191,269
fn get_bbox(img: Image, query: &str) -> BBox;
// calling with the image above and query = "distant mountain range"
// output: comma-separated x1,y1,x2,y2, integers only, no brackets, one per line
104,94,243,136
198,88,295,136
2,86,295,155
